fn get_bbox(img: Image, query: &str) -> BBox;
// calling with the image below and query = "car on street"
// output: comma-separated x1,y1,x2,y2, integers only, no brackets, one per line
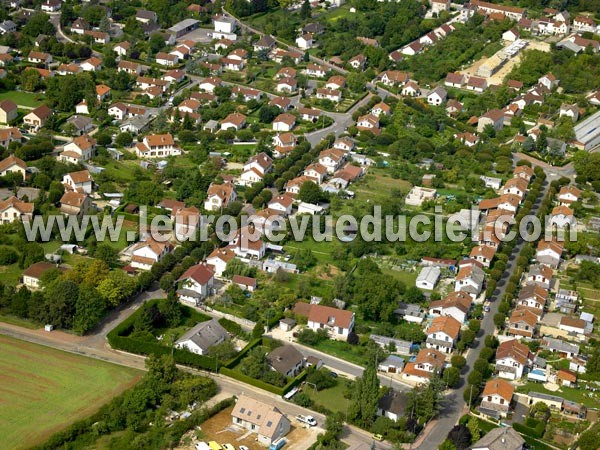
373,433,384,441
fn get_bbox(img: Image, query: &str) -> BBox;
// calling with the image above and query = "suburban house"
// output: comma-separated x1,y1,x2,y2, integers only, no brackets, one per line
130,238,174,271
231,395,290,446
23,105,52,132
228,226,267,259
559,316,591,339
477,109,504,132
268,345,305,377
445,72,465,88
558,185,581,206
425,315,461,354
0,99,18,123
268,194,294,216
514,165,534,181
316,87,341,102
204,181,237,212
22,262,62,289
318,148,346,173
541,337,579,359
232,274,257,292
177,264,215,305
401,348,445,385
503,177,528,199
206,247,236,277
135,133,181,158
495,339,531,380
238,152,272,187
175,319,228,355
479,379,514,418
536,239,563,268
469,245,496,268
62,170,93,194
377,355,407,375
517,284,548,315
172,206,201,240
0,154,26,177
508,308,538,338
374,390,405,424
294,302,354,339
118,60,142,75
380,70,409,86
471,426,524,450
555,289,579,314
0,196,33,224
59,192,93,217
356,114,380,135
550,205,576,229
272,113,296,132
557,369,577,387
427,87,447,105
220,112,247,131
454,264,485,298
304,163,328,184
526,264,553,289
428,291,472,324
416,266,441,290
60,134,97,164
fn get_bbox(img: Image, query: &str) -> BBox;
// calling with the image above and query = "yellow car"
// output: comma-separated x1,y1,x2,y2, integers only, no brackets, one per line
208,442,223,450
373,433,384,441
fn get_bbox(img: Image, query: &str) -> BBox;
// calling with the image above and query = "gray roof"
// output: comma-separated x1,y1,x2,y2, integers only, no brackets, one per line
176,319,228,352
378,355,405,369
268,345,304,374
470,427,524,450
541,337,579,355
169,18,200,33
370,334,412,354
428,86,448,99
417,266,441,285
378,389,406,415
528,391,563,403
67,115,93,130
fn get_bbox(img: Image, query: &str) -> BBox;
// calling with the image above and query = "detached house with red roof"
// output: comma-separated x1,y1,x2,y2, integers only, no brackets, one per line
62,169,93,194
558,185,581,206
238,152,272,187
177,263,215,305
0,196,33,224
131,238,174,271
135,133,181,158
455,264,485,298
480,379,515,418
60,134,97,164
0,154,26,178
426,315,461,354
294,302,354,339
428,291,472,324
508,308,538,338
401,348,445,385
495,339,531,380
23,105,52,132
204,181,237,212
206,247,236,277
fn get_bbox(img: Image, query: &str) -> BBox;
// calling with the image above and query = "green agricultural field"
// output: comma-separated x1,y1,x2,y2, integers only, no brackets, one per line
0,91,44,108
0,335,141,449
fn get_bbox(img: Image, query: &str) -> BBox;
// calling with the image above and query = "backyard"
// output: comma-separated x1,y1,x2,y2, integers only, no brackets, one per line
0,91,44,108
0,335,141,449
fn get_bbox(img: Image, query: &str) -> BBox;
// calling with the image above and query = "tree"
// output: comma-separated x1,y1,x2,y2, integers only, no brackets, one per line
115,132,133,148
300,0,311,19
444,367,460,388
577,422,600,450
451,355,466,370
348,364,380,427
252,319,264,339
94,243,119,266
466,416,480,443
298,180,322,204
447,424,471,450
468,319,481,333
439,440,457,450
74,286,107,334
97,270,137,306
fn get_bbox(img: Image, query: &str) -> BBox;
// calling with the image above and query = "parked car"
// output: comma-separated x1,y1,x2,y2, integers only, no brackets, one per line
373,433,384,441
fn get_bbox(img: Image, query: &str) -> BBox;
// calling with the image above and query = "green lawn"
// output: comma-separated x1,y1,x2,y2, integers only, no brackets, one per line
0,335,142,449
0,91,45,108
303,379,352,415
517,382,600,408
351,170,412,203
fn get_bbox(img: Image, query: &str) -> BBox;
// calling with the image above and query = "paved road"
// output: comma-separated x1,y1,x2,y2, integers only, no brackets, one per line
415,171,551,450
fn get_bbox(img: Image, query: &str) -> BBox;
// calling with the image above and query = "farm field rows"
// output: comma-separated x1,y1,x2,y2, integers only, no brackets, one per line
0,335,141,449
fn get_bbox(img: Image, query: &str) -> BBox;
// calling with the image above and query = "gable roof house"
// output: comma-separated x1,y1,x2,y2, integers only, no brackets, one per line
0,154,26,177
517,284,548,315
177,264,215,305
231,395,291,446
268,345,305,377
425,315,461,354
22,262,64,289
550,205,576,229
206,247,236,277
131,238,174,271
0,196,33,224
469,245,497,268
428,291,472,324
204,181,237,212
508,308,538,338
175,319,228,355
295,302,355,339
0,99,18,124
526,264,553,289
495,339,531,380
471,426,524,450
479,379,515,418
318,148,346,173
455,264,485,298
23,105,52,132
558,185,581,206
238,152,272,187
59,134,97,164
135,133,181,158
445,72,465,88
427,87,447,105
416,266,441,290
477,109,504,132
536,239,564,268
401,348,445,385
62,169,93,194
59,191,93,218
